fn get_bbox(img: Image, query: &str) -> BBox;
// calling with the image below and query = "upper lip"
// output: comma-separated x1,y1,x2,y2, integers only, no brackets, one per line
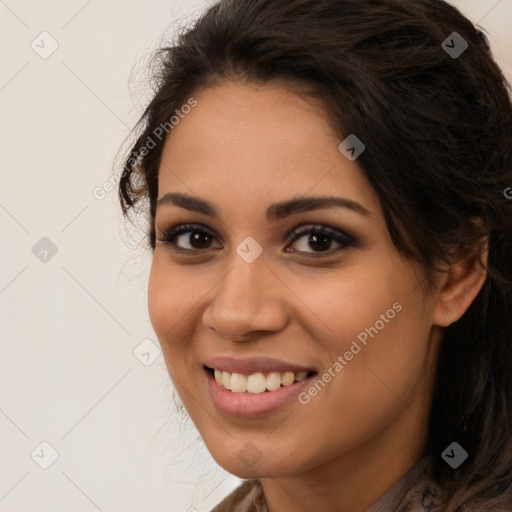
203,357,316,374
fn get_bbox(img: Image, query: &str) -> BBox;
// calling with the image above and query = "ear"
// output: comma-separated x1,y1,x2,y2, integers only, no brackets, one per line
432,238,489,327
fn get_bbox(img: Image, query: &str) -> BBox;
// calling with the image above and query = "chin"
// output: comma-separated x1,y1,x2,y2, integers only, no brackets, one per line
206,440,299,479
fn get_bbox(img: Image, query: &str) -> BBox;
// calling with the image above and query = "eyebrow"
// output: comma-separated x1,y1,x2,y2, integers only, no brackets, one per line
156,192,372,220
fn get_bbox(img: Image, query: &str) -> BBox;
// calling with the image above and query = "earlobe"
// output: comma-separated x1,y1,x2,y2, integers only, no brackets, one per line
432,245,488,327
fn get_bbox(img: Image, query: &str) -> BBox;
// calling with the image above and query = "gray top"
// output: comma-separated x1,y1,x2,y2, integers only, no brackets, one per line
209,455,512,511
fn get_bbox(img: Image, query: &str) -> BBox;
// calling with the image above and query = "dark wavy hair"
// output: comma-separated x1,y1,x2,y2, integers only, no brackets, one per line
118,0,512,509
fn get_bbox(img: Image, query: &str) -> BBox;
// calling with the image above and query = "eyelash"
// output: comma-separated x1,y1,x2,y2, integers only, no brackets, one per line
156,223,357,258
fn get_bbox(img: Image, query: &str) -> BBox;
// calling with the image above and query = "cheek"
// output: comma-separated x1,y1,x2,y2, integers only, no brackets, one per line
292,253,407,353
147,255,196,353
291,257,433,429
147,257,206,407
147,257,171,338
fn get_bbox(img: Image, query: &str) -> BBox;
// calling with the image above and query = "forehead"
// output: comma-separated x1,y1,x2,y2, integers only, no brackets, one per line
157,81,378,216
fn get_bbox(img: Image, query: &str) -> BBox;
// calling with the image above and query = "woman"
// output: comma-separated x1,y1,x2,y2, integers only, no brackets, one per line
118,0,512,510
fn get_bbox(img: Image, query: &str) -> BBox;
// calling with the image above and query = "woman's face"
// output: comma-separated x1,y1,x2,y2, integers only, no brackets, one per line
148,81,442,478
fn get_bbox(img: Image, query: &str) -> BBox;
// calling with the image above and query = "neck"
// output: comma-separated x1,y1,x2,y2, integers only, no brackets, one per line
259,411,428,512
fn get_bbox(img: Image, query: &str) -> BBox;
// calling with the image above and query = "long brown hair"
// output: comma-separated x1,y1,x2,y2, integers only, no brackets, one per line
118,0,512,509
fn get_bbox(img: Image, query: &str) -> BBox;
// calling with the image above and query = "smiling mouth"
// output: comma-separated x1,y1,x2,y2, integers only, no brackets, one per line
204,366,317,394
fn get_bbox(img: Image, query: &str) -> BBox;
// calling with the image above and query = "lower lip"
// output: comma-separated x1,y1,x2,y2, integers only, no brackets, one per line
205,368,315,418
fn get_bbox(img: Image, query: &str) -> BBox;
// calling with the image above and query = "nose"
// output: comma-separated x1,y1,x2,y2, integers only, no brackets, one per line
202,254,289,342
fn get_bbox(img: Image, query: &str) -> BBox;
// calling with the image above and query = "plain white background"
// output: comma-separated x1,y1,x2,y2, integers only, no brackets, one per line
1,1,511,511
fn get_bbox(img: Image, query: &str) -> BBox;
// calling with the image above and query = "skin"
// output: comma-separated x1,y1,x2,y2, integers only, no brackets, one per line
147,81,487,512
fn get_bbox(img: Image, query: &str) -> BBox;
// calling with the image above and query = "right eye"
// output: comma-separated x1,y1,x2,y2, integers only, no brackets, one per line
157,223,222,254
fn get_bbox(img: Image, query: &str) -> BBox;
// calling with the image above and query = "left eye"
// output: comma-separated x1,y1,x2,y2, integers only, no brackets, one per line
156,223,355,256
285,225,356,256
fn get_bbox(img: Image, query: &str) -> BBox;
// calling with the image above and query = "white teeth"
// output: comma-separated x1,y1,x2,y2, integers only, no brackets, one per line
295,371,308,381
247,373,267,394
212,369,311,394
222,371,231,391
230,372,247,393
266,371,282,391
282,371,294,386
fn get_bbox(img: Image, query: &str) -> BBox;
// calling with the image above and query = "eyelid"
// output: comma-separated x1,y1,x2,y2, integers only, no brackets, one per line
286,224,355,245
156,222,356,255
156,222,221,253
